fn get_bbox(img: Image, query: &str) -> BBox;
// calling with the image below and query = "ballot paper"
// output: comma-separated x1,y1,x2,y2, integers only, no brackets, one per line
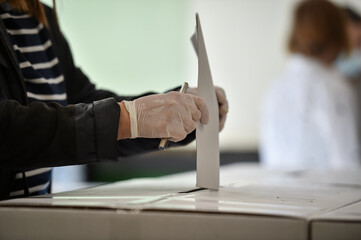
195,13,220,190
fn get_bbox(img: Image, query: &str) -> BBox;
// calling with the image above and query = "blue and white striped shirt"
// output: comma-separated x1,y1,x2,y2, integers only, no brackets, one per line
0,7,67,198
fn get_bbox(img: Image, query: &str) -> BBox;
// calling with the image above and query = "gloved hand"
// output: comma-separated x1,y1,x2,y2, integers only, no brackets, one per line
186,86,228,131
123,91,209,142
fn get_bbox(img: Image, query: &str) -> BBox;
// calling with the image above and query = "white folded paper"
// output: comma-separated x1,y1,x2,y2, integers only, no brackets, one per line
195,13,220,190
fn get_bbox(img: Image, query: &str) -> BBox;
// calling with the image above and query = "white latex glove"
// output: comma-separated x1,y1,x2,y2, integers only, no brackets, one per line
123,92,209,142
186,86,228,131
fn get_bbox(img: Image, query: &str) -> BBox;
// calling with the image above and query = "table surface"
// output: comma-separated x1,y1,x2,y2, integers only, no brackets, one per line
1,163,361,240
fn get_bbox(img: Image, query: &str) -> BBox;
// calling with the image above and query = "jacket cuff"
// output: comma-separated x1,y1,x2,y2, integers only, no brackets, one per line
75,98,120,162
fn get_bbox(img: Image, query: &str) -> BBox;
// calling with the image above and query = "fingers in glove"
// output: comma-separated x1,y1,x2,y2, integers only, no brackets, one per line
215,87,227,105
219,114,227,131
216,87,229,114
192,95,209,124
168,114,188,142
182,115,197,133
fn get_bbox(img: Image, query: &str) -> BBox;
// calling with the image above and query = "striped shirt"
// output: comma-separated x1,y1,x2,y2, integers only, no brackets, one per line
0,6,67,198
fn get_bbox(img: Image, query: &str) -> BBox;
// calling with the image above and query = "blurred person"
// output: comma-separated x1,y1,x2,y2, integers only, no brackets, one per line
260,0,360,170
336,7,361,81
335,7,361,121
0,0,229,200
335,7,361,147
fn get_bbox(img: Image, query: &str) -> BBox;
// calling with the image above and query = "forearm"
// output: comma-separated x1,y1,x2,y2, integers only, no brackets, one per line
0,98,121,170
0,99,77,170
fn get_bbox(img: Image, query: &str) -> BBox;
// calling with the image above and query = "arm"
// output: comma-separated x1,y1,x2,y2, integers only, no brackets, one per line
44,6,198,157
0,97,119,170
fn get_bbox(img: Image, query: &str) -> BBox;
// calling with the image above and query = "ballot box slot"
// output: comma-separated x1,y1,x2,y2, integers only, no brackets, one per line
178,188,206,194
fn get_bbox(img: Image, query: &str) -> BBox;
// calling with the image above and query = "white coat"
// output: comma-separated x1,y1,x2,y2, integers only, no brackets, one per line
260,54,361,170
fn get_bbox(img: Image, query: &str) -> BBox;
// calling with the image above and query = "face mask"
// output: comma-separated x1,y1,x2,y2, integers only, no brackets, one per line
335,49,361,79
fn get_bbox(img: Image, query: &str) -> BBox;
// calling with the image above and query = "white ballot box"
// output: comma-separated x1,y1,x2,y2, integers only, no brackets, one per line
311,200,361,240
0,163,361,240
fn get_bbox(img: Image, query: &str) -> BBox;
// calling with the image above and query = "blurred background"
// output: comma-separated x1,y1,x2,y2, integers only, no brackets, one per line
40,0,361,191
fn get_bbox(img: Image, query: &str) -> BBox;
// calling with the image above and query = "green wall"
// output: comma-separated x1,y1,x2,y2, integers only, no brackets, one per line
42,0,189,95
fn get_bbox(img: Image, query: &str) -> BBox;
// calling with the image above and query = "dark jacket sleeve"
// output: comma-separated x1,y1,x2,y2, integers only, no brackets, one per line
0,98,76,170
0,97,123,170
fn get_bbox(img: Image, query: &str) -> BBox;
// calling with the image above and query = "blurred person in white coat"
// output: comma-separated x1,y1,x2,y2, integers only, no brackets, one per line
260,0,361,170
336,7,361,82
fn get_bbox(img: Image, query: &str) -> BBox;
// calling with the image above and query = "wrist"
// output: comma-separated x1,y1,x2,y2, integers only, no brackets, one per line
117,101,131,140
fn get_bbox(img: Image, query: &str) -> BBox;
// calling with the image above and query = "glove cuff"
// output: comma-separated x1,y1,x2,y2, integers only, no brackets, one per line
123,101,138,138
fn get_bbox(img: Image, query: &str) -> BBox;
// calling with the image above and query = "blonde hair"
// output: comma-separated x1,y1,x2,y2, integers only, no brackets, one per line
0,0,57,28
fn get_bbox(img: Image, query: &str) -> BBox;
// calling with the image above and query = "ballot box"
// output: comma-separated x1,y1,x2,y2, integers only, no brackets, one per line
0,163,360,240
301,171,361,240
311,200,361,240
